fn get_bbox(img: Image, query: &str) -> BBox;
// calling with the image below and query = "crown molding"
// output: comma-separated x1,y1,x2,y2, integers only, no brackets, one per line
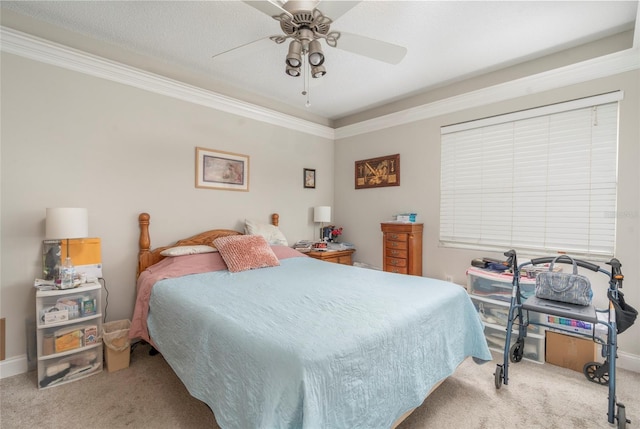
0,26,335,140
334,47,640,139
2,26,638,141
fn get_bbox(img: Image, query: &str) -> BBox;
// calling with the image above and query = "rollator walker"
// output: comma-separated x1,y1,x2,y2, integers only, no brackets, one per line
494,250,636,429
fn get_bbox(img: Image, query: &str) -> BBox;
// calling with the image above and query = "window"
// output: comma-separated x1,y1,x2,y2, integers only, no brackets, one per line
440,92,621,258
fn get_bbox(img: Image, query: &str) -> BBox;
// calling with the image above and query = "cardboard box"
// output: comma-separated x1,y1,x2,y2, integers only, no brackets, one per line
545,331,597,372
54,328,83,353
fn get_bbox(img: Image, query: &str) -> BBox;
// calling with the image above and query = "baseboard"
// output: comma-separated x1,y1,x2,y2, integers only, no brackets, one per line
0,354,28,379
618,351,640,373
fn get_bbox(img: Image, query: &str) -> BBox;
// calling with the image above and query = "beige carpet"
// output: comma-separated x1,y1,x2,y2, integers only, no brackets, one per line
1,343,637,428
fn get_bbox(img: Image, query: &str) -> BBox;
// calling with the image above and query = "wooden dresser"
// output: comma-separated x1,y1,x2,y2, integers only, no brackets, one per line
306,249,355,265
381,222,423,276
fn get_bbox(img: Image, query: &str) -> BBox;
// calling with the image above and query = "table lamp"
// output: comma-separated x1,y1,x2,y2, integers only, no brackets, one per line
313,206,331,241
46,208,88,288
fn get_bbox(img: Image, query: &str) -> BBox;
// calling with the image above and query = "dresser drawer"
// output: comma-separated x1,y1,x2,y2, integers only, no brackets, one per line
386,232,408,242
335,254,353,265
386,240,408,250
385,257,407,268
384,264,408,274
385,248,407,259
306,249,354,266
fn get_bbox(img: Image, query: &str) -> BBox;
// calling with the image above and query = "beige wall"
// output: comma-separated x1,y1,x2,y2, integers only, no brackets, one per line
335,69,640,360
2,42,639,374
0,53,334,365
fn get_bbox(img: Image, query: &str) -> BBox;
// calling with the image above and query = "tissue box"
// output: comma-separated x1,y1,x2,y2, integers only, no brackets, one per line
395,213,416,222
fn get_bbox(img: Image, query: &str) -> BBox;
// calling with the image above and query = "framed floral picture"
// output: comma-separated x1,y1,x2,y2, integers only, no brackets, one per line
196,147,250,191
304,168,316,189
354,154,400,189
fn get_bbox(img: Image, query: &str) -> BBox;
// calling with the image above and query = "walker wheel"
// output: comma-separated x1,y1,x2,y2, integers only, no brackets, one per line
583,361,609,385
494,364,503,389
509,338,524,363
617,403,627,429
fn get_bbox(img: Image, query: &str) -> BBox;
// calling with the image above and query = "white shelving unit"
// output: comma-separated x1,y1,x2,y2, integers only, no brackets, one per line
466,267,546,364
36,281,103,388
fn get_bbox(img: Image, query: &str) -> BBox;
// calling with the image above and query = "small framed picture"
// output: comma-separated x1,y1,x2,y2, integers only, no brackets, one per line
304,168,316,189
196,147,250,191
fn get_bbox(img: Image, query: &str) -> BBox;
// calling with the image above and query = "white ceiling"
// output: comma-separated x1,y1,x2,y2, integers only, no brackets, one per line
1,1,638,121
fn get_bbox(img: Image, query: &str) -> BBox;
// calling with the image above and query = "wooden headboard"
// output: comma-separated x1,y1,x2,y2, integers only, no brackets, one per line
137,212,280,277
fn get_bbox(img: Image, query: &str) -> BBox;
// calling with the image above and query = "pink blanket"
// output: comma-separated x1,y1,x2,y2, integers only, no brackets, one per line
129,246,307,342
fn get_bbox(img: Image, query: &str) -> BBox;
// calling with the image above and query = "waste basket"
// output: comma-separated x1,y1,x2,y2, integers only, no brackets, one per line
103,319,131,372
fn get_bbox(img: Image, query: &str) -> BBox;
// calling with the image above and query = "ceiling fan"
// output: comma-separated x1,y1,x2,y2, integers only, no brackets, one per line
215,1,407,104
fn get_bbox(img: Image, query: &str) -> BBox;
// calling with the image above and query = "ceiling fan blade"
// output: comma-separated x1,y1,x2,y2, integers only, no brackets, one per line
335,32,407,65
244,1,292,19
211,36,272,62
315,1,361,21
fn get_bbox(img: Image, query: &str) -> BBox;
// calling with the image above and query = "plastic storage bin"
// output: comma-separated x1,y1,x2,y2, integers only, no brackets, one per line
484,324,545,363
39,347,102,388
467,267,536,302
37,288,100,326
470,295,543,334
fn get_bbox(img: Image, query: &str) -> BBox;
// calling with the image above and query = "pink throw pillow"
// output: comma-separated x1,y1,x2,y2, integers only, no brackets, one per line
213,235,280,273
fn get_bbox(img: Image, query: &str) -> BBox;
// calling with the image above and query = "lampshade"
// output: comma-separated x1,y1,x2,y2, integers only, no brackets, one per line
45,208,89,239
286,40,302,68
308,39,325,66
312,65,326,78
313,206,331,223
286,65,301,77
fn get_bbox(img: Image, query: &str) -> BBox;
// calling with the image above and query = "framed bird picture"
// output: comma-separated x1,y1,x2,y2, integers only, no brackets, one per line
354,154,400,189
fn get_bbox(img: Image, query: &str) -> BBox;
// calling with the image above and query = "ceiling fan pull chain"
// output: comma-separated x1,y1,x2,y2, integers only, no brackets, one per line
303,52,310,107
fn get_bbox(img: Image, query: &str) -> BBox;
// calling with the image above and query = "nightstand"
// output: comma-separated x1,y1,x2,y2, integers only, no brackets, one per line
306,249,355,265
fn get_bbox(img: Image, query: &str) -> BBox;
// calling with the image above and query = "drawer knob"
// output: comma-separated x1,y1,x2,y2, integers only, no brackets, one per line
391,242,398,247
391,250,399,255
391,234,399,239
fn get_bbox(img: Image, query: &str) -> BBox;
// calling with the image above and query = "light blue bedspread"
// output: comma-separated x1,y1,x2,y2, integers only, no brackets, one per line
148,257,491,429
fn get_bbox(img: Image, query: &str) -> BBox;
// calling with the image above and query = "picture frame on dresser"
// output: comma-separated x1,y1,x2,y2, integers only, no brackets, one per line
195,147,250,191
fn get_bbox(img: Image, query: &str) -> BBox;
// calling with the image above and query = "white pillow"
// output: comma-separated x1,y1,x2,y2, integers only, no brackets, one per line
160,245,217,257
244,219,288,246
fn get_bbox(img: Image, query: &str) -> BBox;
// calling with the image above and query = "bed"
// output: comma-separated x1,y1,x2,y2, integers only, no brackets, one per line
130,212,492,429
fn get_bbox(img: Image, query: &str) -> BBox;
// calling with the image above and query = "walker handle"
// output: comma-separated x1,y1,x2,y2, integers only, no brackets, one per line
607,258,624,284
503,249,517,270
530,255,600,272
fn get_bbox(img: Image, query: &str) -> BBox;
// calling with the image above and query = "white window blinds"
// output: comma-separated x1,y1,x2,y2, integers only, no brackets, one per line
440,92,621,258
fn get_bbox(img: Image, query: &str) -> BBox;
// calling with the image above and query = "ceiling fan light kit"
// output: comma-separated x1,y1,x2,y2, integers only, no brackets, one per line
242,0,408,106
